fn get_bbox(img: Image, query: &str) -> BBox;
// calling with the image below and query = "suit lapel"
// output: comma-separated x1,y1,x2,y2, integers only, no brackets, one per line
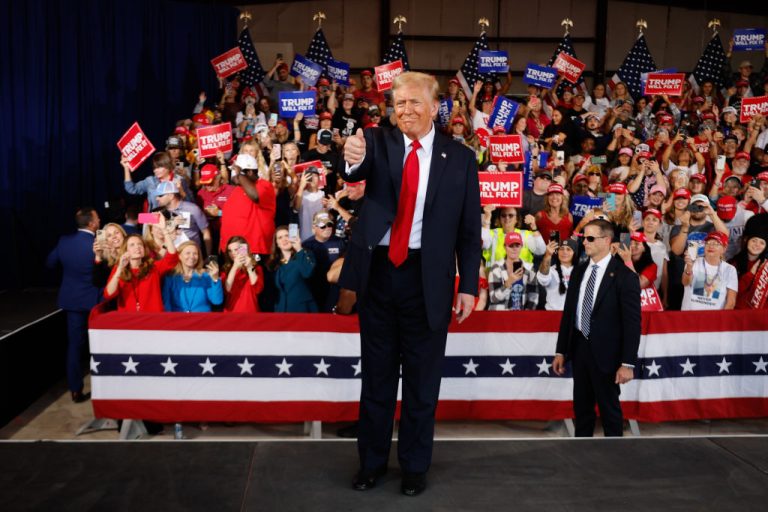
387,127,406,198
592,256,618,312
424,127,450,212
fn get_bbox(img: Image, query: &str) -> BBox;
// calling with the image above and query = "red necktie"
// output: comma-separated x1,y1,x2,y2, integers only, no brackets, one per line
389,139,421,267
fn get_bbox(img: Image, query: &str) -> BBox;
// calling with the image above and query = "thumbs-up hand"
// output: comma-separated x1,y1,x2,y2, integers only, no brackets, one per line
344,128,366,165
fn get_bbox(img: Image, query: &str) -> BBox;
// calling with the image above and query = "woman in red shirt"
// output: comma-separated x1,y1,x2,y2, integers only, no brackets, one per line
104,224,178,311
535,183,573,243
222,236,264,312
618,232,657,289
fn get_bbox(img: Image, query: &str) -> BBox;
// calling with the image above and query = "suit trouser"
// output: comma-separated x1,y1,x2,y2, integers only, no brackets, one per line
572,331,624,437
66,311,90,393
357,248,448,474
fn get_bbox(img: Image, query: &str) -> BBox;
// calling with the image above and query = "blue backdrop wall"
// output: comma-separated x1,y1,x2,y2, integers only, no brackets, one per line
0,0,238,289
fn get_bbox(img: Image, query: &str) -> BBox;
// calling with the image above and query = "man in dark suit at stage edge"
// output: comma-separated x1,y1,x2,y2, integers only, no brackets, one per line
553,219,641,436
340,71,481,496
46,207,101,403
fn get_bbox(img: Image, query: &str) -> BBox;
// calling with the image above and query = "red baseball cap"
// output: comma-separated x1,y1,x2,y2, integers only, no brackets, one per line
608,183,627,194
630,231,647,243
448,77,460,86
360,70,373,77
547,183,564,195
572,174,588,185
317,77,330,86
505,231,523,246
199,163,219,185
736,79,749,88
174,126,189,136
277,63,289,71
657,114,674,124
757,172,768,183
637,151,653,161
705,231,729,247
690,173,707,184
319,111,332,120
451,117,465,126
192,114,210,125
716,195,738,221
492,125,506,134
692,96,705,103
642,208,662,220
700,112,717,121
673,188,691,199
734,151,751,161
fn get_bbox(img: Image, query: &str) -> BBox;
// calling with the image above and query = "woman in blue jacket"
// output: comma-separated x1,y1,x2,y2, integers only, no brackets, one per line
267,226,317,312
163,241,223,312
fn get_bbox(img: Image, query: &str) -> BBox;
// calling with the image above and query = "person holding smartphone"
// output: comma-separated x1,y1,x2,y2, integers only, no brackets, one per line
162,241,223,312
222,236,264,313
266,226,317,312
487,232,538,311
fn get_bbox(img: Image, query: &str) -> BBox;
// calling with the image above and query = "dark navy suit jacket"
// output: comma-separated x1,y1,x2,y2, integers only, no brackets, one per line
338,124,481,330
46,230,100,312
556,255,642,373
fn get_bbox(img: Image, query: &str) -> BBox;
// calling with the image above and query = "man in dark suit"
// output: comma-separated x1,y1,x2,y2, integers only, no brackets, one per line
553,219,641,436
46,207,102,403
340,72,481,495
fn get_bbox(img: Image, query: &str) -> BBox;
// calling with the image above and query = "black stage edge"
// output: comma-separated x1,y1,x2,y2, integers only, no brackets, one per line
1,437,767,511
0,289,65,428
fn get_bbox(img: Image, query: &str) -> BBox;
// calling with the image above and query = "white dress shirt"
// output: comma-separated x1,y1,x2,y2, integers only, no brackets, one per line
346,126,435,249
575,252,612,333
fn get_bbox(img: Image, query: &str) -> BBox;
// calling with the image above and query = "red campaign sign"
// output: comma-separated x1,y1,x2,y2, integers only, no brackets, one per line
740,95,768,123
293,160,327,189
640,286,664,312
374,60,404,92
552,52,585,84
643,73,685,96
478,172,523,207
488,135,525,164
117,122,156,172
210,47,248,79
196,123,233,158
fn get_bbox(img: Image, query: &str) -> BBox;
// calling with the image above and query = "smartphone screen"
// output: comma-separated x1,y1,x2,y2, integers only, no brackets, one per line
605,193,617,212
550,231,560,244
686,241,698,261
512,261,523,273
205,255,218,266
288,223,299,240
716,155,726,172
619,232,631,249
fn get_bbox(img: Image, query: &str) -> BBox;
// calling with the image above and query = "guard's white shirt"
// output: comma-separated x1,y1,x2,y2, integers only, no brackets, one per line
346,126,435,249
575,252,612,333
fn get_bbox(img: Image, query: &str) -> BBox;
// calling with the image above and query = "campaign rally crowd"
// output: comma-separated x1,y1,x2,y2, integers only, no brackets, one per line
47,30,768,401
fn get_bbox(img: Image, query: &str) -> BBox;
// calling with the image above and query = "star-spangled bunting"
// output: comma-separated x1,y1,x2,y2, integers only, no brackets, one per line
383,31,410,71
689,34,727,93
237,27,266,86
547,33,587,95
305,28,334,74
456,32,494,98
610,34,657,100
88,353,768,379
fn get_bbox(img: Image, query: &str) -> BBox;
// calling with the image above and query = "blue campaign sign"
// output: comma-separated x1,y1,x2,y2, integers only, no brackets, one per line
478,50,509,73
278,91,316,118
522,151,549,190
326,58,350,85
289,54,323,87
733,28,766,52
437,99,453,127
523,63,557,89
570,195,603,225
487,97,519,132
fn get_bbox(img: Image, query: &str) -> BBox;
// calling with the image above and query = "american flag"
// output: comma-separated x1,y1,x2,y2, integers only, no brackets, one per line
305,28,334,74
609,35,657,100
457,32,493,98
547,34,587,95
689,34,727,94
383,31,410,71
89,310,768,424
237,27,266,86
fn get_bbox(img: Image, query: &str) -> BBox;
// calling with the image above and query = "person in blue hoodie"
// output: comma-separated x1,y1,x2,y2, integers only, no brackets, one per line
162,241,223,312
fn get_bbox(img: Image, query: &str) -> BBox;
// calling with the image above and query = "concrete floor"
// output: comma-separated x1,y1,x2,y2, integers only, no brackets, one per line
2,375,767,441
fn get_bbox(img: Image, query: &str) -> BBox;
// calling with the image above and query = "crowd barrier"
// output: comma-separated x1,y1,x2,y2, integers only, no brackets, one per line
88,308,768,425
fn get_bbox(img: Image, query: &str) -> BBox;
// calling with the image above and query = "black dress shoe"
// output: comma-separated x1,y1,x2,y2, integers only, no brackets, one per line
71,391,91,403
401,472,426,496
352,466,387,491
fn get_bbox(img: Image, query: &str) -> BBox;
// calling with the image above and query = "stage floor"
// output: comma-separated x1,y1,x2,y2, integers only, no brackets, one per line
1,437,766,511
